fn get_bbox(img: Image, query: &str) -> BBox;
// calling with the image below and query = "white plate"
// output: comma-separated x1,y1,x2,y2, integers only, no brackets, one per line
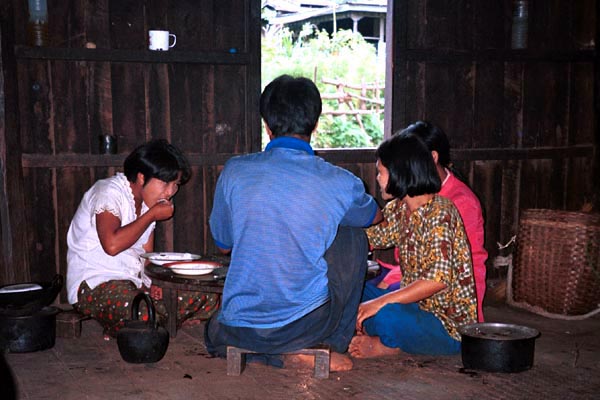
367,260,380,272
164,260,220,276
140,252,202,266
0,283,43,293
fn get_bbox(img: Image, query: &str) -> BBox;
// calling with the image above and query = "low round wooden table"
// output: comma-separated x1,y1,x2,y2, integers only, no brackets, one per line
144,256,228,338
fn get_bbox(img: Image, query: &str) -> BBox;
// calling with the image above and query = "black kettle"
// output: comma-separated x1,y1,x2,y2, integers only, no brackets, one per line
117,292,169,363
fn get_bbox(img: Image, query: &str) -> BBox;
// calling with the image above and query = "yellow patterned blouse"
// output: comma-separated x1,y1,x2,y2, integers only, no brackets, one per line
365,195,477,340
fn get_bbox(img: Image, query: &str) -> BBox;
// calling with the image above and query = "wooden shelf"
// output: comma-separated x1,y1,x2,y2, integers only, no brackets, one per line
14,46,250,65
20,145,594,168
21,153,237,168
396,48,597,63
316,145,594,163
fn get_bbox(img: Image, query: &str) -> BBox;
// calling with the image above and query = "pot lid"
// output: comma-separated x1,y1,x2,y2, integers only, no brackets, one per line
0,283,43,294
458,322,540,341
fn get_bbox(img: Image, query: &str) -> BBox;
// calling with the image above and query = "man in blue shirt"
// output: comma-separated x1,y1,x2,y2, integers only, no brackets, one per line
205,75,381,372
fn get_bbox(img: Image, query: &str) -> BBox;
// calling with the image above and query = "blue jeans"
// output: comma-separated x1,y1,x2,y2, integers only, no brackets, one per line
361,284,461,355
204,226,368,365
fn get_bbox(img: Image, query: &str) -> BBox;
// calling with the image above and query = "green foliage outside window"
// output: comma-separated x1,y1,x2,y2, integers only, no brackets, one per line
262,23,386,149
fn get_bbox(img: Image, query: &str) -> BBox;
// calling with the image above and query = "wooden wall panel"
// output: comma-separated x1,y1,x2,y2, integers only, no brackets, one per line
567,158,596,209
170,165,206,254
572,0,597,49
1,0,597,294
90,62,114,152
214,66,247,153
18,62,51,153
52,60,90,153
147,64,171,139
523,63,570,147
0,0,260,286
109,0,144,49
170,65,205,153
473,0,505,49
570,63,595,144
47,0,87,48
55,167,94,301
22,168,55,283
388,0,598,283
471,161,500,276
425,0,473,49
0,0,30,284
203,165,223,256
424,63,475,147
473,62,505,148
111,63,147,151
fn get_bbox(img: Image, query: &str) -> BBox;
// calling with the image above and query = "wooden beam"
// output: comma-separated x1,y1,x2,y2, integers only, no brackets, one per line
21,145,594,168
396,48,596,63
14,46,250,65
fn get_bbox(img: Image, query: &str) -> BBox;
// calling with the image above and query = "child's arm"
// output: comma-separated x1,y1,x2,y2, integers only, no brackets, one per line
96,201,173,256
356,279,446,333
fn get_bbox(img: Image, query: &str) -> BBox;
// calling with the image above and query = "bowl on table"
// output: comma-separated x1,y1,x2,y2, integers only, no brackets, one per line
163,260,222,276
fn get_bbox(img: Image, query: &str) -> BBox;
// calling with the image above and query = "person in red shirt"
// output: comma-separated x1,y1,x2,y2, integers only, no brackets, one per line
367,121,488,322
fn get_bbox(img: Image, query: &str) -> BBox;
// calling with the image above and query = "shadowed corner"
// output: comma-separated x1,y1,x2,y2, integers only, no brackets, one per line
0,352,17,400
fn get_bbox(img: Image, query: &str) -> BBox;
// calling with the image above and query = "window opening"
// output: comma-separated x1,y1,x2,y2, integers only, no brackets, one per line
261,0,388,149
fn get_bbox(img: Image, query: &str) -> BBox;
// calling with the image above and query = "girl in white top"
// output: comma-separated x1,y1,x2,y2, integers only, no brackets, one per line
67,139,219,337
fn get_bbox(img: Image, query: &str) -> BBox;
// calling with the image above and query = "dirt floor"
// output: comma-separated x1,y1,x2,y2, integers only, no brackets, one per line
2,302,599,400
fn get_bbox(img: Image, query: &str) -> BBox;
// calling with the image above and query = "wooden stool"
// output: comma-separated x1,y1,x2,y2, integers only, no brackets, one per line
226,344,331,379
55,309,90,338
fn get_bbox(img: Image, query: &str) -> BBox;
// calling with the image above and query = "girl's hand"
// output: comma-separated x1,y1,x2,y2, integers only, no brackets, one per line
356,298,386,333
151,199,175,221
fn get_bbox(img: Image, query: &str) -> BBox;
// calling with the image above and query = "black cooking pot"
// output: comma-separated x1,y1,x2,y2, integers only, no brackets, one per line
0,274,63,316
0,306,60,353
459,322,540,373
117,293,169,363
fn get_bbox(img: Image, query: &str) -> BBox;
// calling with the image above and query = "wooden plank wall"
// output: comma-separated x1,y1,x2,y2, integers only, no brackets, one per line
1,0,598,302
2,0,260,297
381,0,599,279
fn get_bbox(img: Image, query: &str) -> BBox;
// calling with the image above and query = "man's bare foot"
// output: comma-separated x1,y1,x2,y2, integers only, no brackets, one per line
348,335,400,359
181,318,202,328
285,352,353,372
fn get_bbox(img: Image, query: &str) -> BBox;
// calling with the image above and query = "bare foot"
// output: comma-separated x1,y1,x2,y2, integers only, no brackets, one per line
348,335,400,359
285,352,353,372
180,318,202,328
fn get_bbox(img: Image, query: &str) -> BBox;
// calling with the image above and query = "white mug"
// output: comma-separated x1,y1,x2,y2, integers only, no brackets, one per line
148,30,176,51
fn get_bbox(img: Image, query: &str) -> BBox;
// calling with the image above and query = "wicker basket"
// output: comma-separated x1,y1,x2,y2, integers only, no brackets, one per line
511,209,600,317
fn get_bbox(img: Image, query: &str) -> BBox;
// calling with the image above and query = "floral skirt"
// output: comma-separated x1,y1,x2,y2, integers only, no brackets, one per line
73,280,220,337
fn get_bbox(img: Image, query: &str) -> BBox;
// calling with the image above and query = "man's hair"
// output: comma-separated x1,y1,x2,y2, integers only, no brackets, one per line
259,75,322,137
376,131,441,199
123,139,191,186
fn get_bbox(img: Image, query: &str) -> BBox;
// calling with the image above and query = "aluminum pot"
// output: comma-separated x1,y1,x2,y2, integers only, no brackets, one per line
459,322,540,373
117,293,169,363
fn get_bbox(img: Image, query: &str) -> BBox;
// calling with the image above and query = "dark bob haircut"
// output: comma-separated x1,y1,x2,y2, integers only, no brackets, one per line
124,139,191,186
400,120,451,168
376,131,441,199
259,74,322,137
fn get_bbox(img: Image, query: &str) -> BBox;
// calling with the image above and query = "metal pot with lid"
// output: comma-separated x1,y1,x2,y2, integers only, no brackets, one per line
0,274,63,316
459,322,541,373
0,274,63,353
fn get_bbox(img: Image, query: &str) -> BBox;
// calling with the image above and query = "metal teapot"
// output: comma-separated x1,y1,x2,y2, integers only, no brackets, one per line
117,292,169,363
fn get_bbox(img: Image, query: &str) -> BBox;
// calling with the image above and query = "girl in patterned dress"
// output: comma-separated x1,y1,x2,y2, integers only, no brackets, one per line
349,130,477,358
